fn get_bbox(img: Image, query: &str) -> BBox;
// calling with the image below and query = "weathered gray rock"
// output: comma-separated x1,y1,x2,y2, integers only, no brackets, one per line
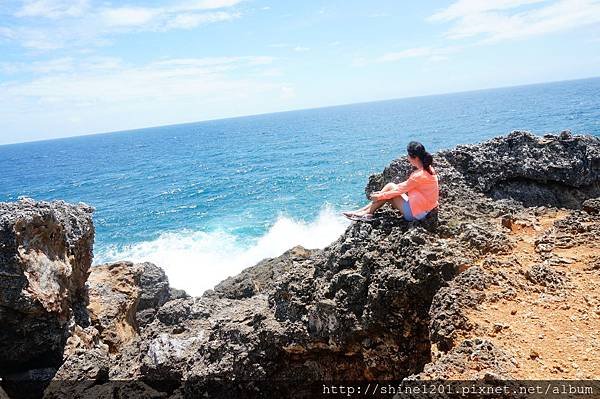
0,198,94,373
210,245,313,299
429,267,496,352
409,338,514,379
525,263,567,288
138,262,171,311
583,197,600,214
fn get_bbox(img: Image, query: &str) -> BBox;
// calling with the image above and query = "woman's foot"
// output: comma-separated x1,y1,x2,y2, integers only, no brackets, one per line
342,210,365,218
344,213,374,221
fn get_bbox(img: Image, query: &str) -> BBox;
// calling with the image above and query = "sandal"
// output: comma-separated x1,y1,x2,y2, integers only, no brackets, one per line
342,211,361,219
347,214,374,222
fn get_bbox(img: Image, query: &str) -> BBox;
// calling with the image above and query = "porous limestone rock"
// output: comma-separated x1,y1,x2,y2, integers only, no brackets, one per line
0,198,94,373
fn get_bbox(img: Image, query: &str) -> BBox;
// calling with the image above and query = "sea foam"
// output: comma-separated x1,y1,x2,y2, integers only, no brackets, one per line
94,205,350,296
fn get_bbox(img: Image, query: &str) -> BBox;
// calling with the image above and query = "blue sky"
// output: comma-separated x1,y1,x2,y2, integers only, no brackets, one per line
1,0,599,144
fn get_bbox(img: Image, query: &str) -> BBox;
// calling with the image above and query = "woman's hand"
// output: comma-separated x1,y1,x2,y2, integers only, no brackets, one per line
370,192,382,201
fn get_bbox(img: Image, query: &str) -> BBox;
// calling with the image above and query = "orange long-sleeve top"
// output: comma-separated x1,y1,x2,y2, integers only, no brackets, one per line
376,167,439,215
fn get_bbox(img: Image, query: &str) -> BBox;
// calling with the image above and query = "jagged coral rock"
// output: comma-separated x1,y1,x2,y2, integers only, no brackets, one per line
583,197,600,214
87,261,142,353
0,198,94,373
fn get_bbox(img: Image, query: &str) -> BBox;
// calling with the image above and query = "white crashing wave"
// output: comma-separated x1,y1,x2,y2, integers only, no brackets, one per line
94,204,350,296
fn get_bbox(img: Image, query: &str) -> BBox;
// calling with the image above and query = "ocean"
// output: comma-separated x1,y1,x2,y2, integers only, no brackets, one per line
1,77,599,295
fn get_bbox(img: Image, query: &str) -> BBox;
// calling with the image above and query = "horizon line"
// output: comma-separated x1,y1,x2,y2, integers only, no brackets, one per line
3,75,599,147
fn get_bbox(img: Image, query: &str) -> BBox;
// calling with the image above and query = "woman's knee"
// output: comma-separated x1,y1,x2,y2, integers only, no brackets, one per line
383,182,397,191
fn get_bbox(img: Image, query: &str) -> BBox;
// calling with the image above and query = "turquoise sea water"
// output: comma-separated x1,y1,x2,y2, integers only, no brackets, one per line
1,77,599,294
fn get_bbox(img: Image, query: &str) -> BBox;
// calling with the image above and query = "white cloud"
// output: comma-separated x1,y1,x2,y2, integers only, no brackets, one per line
366,0,600,68
429,0,547,22
268,43,311,52
377,47,435,62
29,57,74,73
369,12,391,18
0,27,16,40
149,56,273,69
430,0,600,42
81,56,123,70
18,29,67,50
375,46,460,63
260,67,283,77
0,56,277,106
0,56,124,75
280,85,296,99
100,2,242,29
174,0,245,10
163,11,239,30
101,7,160,27
2,22,111,50
16,0,91,19
5,0,246,50
0,55,285,140
351,56,368,67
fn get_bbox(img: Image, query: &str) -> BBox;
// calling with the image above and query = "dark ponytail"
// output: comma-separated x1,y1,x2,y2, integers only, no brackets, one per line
407,141,434,174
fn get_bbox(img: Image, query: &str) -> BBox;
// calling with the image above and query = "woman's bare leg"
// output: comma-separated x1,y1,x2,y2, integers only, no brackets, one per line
347,183,397,215
344,200,383,217
360,196,405,216
390,197,405,215
352,203,372,214
365,199,387,214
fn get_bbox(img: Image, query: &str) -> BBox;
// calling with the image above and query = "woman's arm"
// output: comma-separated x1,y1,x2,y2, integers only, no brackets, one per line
371,177,416,201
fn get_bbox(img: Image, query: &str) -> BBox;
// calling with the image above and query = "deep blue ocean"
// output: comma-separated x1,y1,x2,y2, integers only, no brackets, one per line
1,77,599,294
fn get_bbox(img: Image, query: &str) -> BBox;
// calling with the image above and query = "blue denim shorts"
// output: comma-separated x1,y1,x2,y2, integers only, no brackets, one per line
401,198,428,221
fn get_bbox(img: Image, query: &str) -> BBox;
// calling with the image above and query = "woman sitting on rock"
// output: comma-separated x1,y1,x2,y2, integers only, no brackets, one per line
344,141,439,222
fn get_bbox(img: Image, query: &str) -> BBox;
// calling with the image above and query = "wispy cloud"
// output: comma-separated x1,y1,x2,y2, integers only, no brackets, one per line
377,47,444,62
0,55,291,137
268,43,311,52
0,56,124,75
0,27,16,40
354,46,458,66
280,85,296,99
3,0,246,50
100,7,160,27
363,0,600,66
99,2,242,30
429,0,547,22
368,12,391,18
0,56,278,105
160,11,239,30
15,0,91,19
430,0,600,42
372,0,600,66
